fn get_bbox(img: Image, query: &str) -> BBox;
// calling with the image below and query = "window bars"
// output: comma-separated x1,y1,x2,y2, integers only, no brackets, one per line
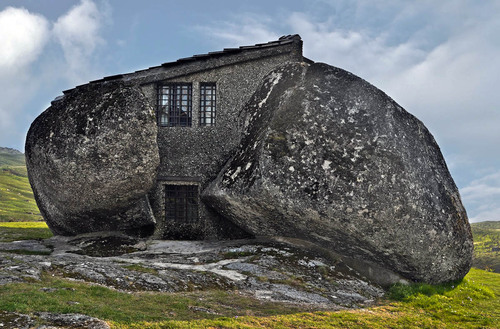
200,83,216,126
158,84,192,127
164,185,199,223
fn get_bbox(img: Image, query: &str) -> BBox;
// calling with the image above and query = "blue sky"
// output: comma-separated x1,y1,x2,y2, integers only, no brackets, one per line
1,0,499,222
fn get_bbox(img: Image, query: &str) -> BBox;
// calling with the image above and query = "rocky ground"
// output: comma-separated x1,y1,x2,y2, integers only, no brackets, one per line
0,233,384,328
0,311,110,329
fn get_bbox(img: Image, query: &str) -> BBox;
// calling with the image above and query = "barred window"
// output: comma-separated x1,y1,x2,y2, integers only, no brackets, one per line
200,83,216,126
157,84,192,127
165,185,199,223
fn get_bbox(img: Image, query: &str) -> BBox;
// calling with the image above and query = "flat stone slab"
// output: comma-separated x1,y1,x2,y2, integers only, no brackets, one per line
0,240,51,253
0,235,384,308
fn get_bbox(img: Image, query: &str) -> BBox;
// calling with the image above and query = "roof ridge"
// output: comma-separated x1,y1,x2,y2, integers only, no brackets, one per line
161,34,301,67
62,34,302,95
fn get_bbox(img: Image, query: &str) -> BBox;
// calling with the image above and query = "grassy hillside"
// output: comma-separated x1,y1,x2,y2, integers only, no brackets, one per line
471,221,500,273
0,148,41,222
0,147,25,167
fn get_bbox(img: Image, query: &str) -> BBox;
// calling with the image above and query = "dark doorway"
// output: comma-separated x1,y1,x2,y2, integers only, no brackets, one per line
165,185,199,222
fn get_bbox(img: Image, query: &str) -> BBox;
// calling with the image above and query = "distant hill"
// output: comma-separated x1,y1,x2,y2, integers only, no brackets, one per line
471,221,500,273
472,221,500,230
0,147,22,154
0,147,42,222
0,147,25,167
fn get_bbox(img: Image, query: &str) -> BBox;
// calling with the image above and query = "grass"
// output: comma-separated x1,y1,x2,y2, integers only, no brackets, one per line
0,149,25,167
0,166,42,222
0,221,52,242
113,269,499,328
0,223,498,328
0,269,497,328
1,222,498,328
0,273,305,325
471,221,500,273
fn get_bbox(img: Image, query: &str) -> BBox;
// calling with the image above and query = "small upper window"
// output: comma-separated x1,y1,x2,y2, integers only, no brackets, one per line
200,83,216,126
158,84,192,127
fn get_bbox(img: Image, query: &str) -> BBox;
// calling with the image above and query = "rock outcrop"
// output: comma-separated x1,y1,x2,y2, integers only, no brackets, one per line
203,62,473,284
25,81,159,236
0,235,384,307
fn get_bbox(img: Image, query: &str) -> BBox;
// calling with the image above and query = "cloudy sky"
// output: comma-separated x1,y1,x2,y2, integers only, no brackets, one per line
1,0,498,222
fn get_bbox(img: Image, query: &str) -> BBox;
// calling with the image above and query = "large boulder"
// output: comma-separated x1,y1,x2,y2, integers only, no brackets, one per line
25,81,159,236
203,62,473,284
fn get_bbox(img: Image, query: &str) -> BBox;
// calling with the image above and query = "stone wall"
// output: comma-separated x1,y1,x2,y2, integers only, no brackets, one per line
134,39,304,239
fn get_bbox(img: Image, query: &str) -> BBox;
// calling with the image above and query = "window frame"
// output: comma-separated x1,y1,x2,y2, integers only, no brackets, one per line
199,82,216,127
157,83,193,127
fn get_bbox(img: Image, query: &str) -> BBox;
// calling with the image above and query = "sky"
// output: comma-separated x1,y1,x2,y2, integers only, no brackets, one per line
0,0,498,223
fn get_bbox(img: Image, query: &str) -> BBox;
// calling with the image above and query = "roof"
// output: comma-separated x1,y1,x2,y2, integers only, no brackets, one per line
161,34,301,68
61,34,303,96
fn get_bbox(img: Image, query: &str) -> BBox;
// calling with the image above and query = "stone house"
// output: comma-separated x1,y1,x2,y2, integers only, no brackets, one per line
61,35,306,240
28,34,474,284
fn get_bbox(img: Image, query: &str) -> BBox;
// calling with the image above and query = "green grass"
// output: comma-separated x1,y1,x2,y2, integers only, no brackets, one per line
115,269,500,328
0,148,42,222
0,149,25,167
471,221,500,273
0,222,52,242
0,222,498,328
0,166,42,222
0,273,305,325
0,269,497,328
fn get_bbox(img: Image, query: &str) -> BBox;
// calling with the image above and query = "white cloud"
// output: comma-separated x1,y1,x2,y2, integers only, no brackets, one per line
287,12,427,80
53,0,109,84
468,207,500,223
446,163,500,222
461,171,500,200
0,0,108,150
0,7,50,72
0,6,50,140
460,171,500,222
195,15,279,48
